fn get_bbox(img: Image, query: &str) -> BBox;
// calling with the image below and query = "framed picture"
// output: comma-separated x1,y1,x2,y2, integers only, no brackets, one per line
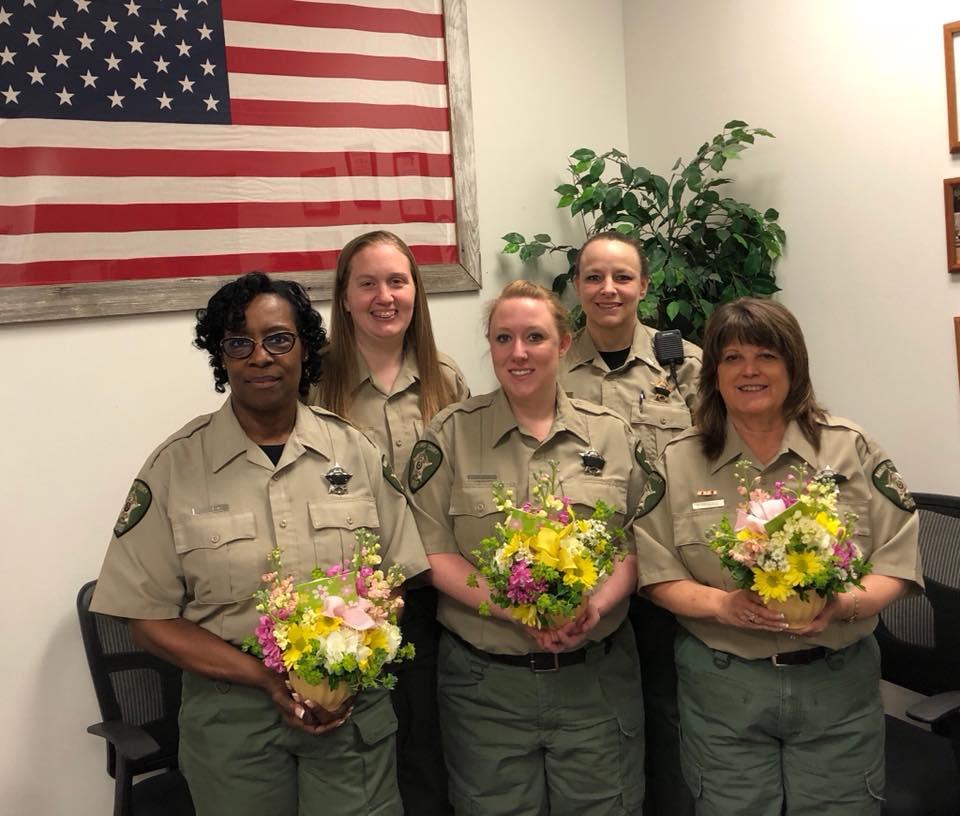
945,21,960,153
944,178,960,273
955,316,960,390
0,0,478,324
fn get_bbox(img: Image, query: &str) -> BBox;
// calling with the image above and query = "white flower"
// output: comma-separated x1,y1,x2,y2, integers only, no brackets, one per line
323,627,362,671
383,622,402,660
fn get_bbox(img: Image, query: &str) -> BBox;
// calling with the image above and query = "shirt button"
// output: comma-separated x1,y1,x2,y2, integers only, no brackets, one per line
278,520,287,529
346,515,353,525
660,417,667,425
476,503,484,512
210,534,220,543
272,474,280,481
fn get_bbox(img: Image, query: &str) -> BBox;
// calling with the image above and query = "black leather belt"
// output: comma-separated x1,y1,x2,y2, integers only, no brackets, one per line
767,646,831,667
445,628,615,672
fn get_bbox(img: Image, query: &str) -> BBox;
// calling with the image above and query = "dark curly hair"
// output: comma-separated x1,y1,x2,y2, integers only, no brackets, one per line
194,271,327,395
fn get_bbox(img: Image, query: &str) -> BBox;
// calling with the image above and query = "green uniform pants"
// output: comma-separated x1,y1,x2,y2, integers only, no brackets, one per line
675,630,885,816
437,624,645,816
178,672,402,816
629,595,694,816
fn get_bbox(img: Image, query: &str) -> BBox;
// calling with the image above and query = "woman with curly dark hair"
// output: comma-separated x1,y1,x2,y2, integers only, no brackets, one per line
91,271,429,816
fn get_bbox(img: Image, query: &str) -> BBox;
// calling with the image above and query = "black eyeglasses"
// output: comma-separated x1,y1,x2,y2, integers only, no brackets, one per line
220,331,298,360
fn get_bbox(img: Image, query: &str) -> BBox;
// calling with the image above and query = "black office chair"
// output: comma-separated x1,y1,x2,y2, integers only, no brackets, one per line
77,580,194,816
876,493,960,816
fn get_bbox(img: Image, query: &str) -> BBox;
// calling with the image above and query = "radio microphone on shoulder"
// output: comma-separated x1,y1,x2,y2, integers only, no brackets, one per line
653,329,684,388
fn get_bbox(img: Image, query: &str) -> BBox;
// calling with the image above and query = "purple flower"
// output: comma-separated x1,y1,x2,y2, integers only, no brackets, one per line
505,561,547,605
255,615,284,673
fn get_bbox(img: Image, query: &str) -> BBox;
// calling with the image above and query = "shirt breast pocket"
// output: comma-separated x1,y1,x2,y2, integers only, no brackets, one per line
632,402,692,459
308,497,381,566
448,483,509,562
673,511,735,590
559,476,628,523
172,511,260,603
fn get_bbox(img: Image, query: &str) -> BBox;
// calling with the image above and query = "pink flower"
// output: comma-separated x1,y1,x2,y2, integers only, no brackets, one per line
735,498,788,534
505,561,547,605
255,615,284,673
322,595,377,630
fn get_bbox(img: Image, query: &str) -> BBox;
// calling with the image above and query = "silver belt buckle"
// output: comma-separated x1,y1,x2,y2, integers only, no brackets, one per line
530,653,561,672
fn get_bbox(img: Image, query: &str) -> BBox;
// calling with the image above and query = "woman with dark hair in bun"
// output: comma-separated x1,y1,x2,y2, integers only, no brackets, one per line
91,271,429,816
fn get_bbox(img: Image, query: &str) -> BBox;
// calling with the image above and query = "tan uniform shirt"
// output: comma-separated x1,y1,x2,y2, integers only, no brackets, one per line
91,399,430,645
634,415,923,659
560,322,702,461
308,348,469,482
408,387,647,654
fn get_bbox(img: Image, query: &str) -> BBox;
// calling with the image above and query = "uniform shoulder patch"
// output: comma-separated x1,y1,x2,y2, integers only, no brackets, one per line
872,459,916,513
634,441,666,517
381,455,405,494
114,479,152,537
408,440,443,494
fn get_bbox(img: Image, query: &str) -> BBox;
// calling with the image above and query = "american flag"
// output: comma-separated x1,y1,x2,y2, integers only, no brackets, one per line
0,0,457,287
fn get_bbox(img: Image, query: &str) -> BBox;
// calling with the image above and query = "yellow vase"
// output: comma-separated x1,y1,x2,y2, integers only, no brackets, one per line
288,672,352,710
765,593,827,629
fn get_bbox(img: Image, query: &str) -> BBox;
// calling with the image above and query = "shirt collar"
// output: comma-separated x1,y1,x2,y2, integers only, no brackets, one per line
566,323,660,371
709,416,819,474
489,386,590,448
208,399,331,472
353,346,418,394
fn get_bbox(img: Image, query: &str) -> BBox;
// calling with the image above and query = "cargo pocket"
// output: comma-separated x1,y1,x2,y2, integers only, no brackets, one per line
308,496,381,566
864,755,885,803
353,693,402,815
597,643,646,810
678,737,704,800
172,510,259,602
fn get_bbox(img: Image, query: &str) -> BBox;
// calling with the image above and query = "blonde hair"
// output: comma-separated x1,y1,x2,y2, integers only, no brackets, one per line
317,230,456,423
484,279,570,339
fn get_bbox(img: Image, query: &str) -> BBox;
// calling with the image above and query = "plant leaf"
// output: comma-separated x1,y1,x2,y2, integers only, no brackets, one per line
724,119,748,129
571,148,596,161
554,184,578,196
501,232,525,243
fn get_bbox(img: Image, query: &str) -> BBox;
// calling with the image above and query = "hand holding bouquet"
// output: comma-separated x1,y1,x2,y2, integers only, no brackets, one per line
708,460,871,627
243,529,414,709
467,460,626,630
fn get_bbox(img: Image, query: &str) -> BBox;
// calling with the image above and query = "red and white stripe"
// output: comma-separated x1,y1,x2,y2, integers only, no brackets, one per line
0,0,457,287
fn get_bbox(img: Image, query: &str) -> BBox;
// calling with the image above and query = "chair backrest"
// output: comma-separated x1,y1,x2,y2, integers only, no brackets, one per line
77,580,183,776
876,493,960,696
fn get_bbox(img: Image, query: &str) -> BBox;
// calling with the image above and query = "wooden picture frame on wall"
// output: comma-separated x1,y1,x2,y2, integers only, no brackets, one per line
945,22,960,153
943,178,960,273
0,0,478,325
955,316,960,391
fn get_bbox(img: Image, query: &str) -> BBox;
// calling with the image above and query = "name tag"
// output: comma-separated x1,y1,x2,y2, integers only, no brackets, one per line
467,474,498,482
192,504,229,515
691,499,725,511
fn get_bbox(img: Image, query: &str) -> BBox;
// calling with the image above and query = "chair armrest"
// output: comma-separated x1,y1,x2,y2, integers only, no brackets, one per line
87,720,162,761
906,691,960,727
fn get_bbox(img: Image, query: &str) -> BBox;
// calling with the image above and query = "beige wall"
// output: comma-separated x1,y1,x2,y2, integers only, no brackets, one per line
623,0,960,491
0,2,629,812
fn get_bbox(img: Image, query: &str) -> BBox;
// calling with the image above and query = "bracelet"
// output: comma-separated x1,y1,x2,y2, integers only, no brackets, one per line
843,592,859,623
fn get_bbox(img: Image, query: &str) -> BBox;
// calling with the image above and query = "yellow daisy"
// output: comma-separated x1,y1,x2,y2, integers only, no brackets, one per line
751,568,794,602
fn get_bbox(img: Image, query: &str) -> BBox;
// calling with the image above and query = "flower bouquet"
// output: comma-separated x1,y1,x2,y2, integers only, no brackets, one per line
467,460,626,629
707,460,871,627
243,529,414,708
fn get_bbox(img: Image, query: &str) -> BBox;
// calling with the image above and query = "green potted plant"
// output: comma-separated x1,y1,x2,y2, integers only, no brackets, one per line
502,121,785,343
